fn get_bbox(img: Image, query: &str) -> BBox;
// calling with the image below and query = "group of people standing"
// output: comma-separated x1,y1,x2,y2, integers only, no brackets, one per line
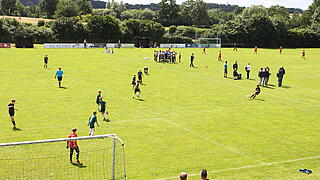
154,49,182,63
258,67,271,87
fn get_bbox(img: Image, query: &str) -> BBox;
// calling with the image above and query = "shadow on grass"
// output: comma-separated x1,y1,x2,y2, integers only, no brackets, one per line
281,85,291,89
268,84,276,87
254,98,265,101
225,77,233,79
71,162,86,168
264,86,275,89
248,78,256,81
13,127,22,131
59,86,67,89
135,98,145,101
103,118,111,123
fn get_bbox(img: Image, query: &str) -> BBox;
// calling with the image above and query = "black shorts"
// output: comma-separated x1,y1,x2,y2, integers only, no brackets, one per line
44,60,48,64
57,76,62,81
224,69,227,73
134,88,141,93
99,106,106,113
255,92,260,95
9,111,14,117
132,81,136,86
138,77,142,81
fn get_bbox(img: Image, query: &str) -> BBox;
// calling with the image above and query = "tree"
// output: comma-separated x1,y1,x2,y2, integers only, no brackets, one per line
87,15,121,42
268,5,290,19
1,0,17,15
13,0,28,17
51,17,85,41
39,0,59,18
192,0,209,26
159,0,179,25
179,0,194,25
77,0,92,15
242,5,268,19
55,0,79,18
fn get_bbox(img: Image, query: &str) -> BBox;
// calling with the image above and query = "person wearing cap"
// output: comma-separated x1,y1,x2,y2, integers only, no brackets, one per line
67,128,80,163
7,99,17,129
201,169,209,180
180,172,187,180
55,67,64,88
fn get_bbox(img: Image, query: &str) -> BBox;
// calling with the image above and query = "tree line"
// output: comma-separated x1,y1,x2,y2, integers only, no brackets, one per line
0,0,320,47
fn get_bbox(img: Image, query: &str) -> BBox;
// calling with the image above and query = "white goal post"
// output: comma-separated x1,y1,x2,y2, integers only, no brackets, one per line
196,38,222,48
0,134,126,180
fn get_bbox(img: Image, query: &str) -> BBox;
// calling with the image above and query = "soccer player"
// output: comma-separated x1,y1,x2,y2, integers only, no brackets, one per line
233,61,238,71
178,52,182,63
217,51,222,61
201,169,209,180
98,97,108,120
223,61,228,78
190,53,195,67
144,66,149,75
54,67,64,88
131,74,136,89
233,42,238,51
280,46,283,54
249,85,261,99
96,90,102,105
43,55,48,68
67,128,80,163
202,47,206,55
7,99,17,129
254,46,258,54
87,111,99,136
132,82,141,99
137,70,143,84
179,172,188,180
302,49,306,59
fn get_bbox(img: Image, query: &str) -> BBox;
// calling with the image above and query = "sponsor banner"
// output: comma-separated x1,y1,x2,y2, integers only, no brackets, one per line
121,44,135,48
44,43,93,48
0,43,11,48
185,44,198,48
160,44,186,48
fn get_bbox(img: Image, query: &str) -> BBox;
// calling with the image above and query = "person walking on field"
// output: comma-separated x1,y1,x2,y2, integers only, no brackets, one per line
190,53,195,67
55,67,64,88
245,63,251,79
277,67,286,87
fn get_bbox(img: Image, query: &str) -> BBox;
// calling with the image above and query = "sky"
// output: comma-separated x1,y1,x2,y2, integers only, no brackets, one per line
114,0,313,10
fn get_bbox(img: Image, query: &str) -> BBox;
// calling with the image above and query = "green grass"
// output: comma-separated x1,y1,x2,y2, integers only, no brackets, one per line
0,47,319,179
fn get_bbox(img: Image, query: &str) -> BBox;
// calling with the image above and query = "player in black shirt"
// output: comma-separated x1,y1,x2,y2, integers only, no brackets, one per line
44,55,48,68
249,85,261,99
132,82,141,99
7,99,17,129
98,97,108,121
131,74,136,89
190,53,195,67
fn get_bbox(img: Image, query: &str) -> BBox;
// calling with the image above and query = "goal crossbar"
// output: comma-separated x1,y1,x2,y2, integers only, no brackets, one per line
0,134,124,147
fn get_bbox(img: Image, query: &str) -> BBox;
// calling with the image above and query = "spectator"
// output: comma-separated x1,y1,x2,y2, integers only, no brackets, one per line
201,169,209,180
263,67,270,87
245,63,251,79
223,61,228,78
277,67,286,87
258,68,264,86
233,61,238,71
233,69,242,80
180,172,187,180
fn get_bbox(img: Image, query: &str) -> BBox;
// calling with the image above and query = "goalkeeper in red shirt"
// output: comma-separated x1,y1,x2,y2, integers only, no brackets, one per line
67,128,80,163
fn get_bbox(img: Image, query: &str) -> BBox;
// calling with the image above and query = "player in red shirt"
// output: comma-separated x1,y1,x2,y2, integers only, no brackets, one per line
217,51,222,61
202,47,207,55
254,46,258,54
280,46,283,54
67,128,80,163
302,49,306,59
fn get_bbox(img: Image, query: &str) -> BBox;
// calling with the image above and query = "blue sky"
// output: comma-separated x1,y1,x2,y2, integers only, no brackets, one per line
116,0,313,10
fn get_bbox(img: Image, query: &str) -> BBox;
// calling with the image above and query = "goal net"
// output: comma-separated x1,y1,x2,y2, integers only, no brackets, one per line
196,38,221,48
0,134,126,180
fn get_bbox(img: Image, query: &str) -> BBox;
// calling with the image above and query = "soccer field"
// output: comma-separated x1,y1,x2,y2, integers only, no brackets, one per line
0,47,319,179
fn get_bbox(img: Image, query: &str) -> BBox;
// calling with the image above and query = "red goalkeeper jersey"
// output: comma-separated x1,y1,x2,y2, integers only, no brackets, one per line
68,133,78,148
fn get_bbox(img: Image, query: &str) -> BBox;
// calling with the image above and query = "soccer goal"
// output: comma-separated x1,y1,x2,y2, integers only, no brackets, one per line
196,38,222,48
0,134,126,180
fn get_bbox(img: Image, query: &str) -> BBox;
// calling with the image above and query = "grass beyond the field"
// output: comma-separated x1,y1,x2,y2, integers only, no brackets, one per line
0,47,319,179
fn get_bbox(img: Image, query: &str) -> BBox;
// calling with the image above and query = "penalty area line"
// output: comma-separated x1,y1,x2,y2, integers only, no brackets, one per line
155,155,320,180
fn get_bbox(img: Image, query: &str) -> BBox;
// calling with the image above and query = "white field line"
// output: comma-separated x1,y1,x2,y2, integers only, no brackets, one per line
162,118,263,163
166,68,320,108
155,155,320,180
